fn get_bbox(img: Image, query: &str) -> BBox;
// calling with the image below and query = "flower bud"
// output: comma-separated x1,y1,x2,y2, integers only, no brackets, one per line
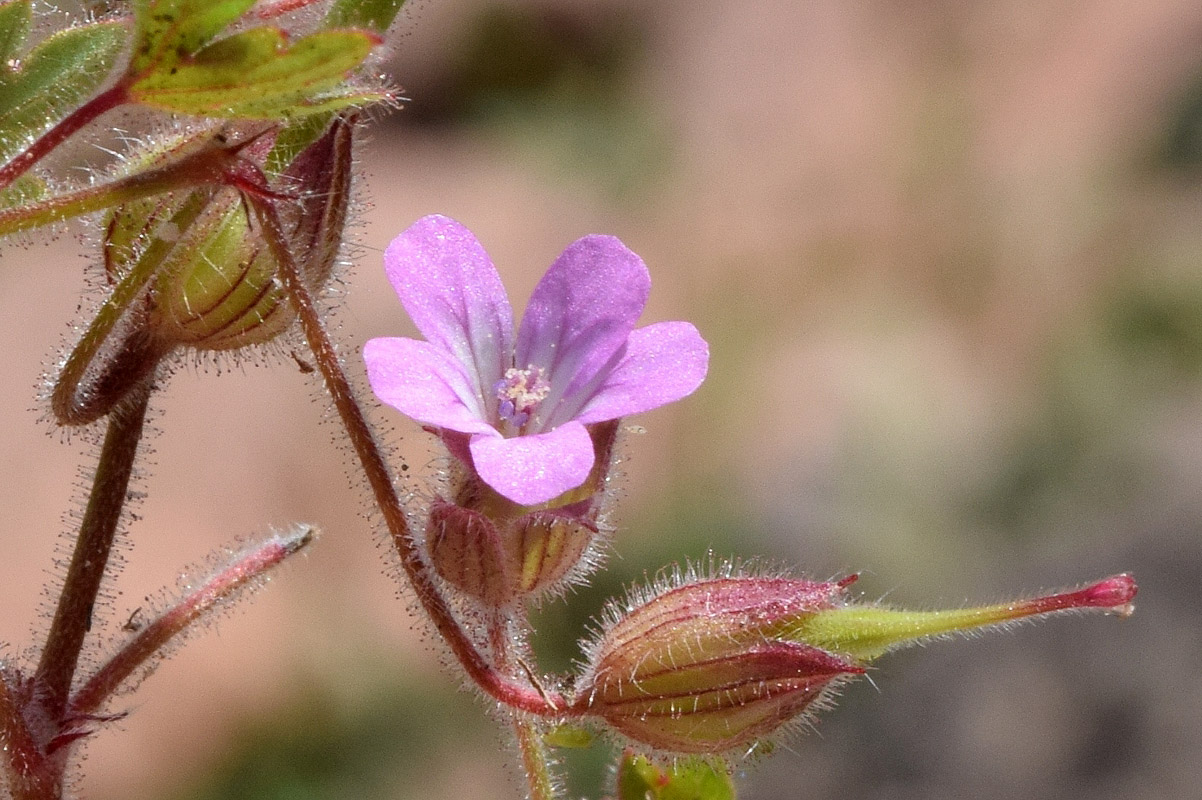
104,120,351,352
576,576,864,754
53,120,354,426
577,571,1137,756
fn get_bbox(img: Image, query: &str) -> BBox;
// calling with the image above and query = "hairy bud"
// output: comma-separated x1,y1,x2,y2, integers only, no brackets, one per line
577,570,1138,756
53,119,354,426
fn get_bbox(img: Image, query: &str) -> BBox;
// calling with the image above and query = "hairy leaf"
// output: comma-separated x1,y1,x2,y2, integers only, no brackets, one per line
326,0,407,33
0,1,31,64
128,26,378,118
0,173,44,208
0,20,127,166
617,753,736,800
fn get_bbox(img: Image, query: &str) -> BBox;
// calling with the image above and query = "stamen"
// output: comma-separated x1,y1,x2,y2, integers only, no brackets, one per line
494,366,551,429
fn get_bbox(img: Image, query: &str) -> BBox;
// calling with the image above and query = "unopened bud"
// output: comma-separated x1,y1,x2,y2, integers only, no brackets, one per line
104,121,351,352
576,576,864,754
54,121,354,426
577,570,1138,756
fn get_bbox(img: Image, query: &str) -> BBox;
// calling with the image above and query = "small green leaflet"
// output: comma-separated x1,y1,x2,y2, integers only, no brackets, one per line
129,26,378,119
0,18,127,166
127,0,382,120
130,0,257,74
0,1,31,65
326,0,407,33
617,753,736,800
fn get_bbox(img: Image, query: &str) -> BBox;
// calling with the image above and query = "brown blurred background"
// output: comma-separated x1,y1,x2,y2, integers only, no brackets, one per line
2,0,1200,798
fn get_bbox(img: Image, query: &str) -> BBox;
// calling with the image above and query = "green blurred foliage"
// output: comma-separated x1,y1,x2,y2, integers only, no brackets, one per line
166,672,491,800
397,3,669,199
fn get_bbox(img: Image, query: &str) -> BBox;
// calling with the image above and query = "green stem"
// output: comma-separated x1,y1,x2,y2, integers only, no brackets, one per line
488,613,559,800
247,193,569,716
514,713,557,800
35,378,153,721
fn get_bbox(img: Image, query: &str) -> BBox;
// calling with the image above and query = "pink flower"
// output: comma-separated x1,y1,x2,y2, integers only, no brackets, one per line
363,215,709,505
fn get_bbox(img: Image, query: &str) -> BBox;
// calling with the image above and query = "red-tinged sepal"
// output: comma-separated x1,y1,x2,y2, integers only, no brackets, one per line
575,571,862,755
425,498,596,608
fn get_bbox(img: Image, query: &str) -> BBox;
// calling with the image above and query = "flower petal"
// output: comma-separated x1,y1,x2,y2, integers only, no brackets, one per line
572,321,709,424
384,215,513,406
469,421,595,505
515,235,650,430
364,336,498,435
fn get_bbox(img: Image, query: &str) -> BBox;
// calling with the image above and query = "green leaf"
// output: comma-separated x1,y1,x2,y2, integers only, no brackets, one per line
617,753,736,800
0,173,44,207
128,27,378,119
0,1,31,64
130,0,255,73
0,20,127,165
326,0,407,33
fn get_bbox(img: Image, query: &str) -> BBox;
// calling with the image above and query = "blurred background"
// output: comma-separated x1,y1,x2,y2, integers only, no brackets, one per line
1,0,1200,798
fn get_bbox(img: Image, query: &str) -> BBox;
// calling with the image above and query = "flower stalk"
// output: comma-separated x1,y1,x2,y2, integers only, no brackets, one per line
70,526,317,716
35,377,154,721
247,192,568,716
0,128,278,238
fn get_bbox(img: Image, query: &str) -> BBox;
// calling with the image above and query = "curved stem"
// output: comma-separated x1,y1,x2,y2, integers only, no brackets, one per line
35,377,153,720
0,83,128,192
248,193,569,716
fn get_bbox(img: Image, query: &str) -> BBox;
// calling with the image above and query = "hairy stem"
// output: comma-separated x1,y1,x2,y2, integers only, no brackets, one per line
0,84,128,192
0,132,260,237
489,613,559,800
514,715,557,800
0,668,58,800
248,193,568,716
35,378,153,720
71,526,316,715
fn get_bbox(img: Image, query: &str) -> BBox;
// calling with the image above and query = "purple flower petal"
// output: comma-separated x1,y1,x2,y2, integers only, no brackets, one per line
384,215,513,407
572,321,710,424
515,235,650,431
468,420,595,505
364,337,498,436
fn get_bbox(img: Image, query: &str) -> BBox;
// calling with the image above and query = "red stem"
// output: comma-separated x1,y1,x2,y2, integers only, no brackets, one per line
70,526,316,715
247,194,569,716
34,378,152,721
0,83,128,191
0,669,58,800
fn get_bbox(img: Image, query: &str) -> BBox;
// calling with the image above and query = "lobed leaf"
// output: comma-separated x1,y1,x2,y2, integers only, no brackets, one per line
128,26,378,118
130,0,255,73
617,753,736,800
0,1,31,65
0,20,127,166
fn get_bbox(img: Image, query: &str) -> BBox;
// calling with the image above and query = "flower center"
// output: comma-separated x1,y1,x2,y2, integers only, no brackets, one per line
494,365,551,431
